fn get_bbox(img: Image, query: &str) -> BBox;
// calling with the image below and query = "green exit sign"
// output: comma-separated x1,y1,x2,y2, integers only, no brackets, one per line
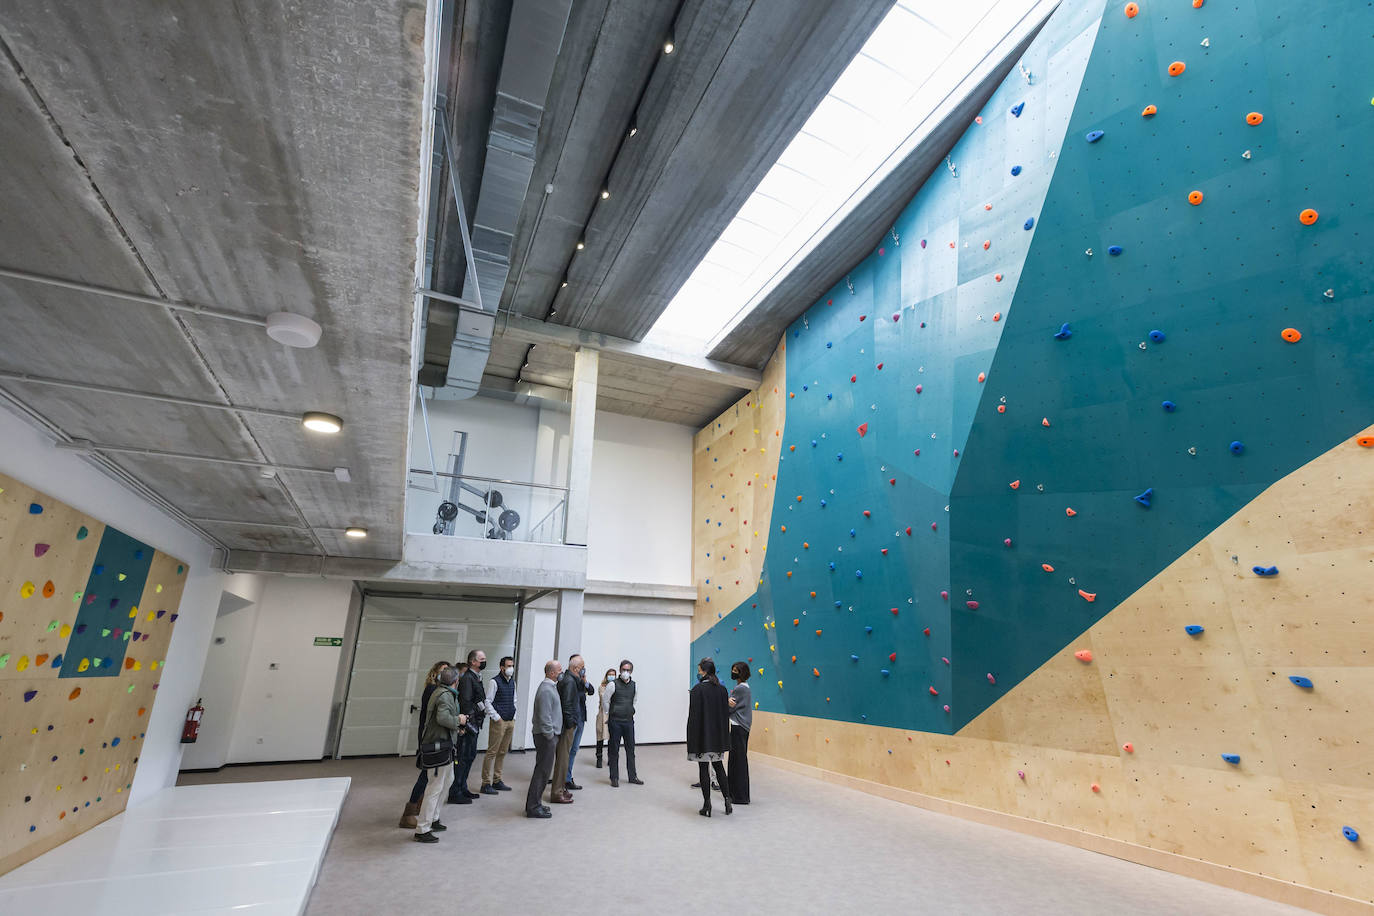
314,637,343,647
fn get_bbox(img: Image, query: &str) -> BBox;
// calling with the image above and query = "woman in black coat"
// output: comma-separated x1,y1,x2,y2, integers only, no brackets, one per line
686,657,732,817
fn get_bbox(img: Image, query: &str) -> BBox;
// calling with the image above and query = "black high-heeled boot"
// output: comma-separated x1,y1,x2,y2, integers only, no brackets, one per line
723,791,733,815
595,740,603,768
699,802,712,817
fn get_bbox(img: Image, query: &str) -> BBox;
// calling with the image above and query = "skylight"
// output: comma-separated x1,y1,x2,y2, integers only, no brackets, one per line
647,0,1051,349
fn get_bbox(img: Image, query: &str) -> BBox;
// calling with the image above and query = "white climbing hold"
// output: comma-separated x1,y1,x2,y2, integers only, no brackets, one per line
1085,248,1093,256
1324,289,1335,299
1242,150,1252,159
1200,37,1210,47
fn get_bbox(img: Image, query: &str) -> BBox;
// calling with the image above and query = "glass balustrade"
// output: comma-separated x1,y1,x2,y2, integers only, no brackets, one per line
405,469,567,544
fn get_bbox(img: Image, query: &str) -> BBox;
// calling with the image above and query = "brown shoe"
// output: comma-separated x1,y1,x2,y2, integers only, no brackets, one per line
398,802,420,828
550,792,575,804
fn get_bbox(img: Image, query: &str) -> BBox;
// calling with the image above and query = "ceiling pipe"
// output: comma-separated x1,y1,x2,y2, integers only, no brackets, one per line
0,265,267,326
0,370,303,420
54,440,345,477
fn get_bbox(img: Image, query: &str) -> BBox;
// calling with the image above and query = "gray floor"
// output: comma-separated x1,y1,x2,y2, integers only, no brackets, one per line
179,744,1317,916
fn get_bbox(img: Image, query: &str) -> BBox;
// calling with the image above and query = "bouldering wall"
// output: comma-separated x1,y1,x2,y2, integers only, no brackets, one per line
691,0,1374,907
0,472,189,875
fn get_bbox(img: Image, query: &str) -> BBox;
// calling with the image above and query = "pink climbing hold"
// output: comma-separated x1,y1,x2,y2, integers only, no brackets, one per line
1009,480,1020,489
942,657,950,665
953,449,959,457
987,673,996,684
892,313,900,322
34,543,50,558
915,384,923,394
1122,742,1134,753
1004,538,1013,547
931,522,938,531
1042,417,1051,427
943,705,950,713
857,422,868,437
940,590,948,600
1074,649,1094,663
1018,770,1025,779
966,600,979,610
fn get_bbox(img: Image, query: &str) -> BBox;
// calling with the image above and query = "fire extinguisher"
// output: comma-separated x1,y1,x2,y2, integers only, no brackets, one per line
181,699,204,744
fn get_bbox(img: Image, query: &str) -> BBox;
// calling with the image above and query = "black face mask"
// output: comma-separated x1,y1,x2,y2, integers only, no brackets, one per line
478,661,487,671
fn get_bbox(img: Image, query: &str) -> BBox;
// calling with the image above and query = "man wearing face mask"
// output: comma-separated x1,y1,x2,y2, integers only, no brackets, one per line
600,659,642,787
551,654,586,802
449,648,489,804
563,656,595,791
479,656,517,795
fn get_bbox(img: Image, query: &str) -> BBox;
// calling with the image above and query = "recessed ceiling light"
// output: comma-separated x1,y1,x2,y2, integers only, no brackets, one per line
575,238,586,250
560,279,568,288
627,119,638,138
663,34,675,54
265,312,323,348
302,411,343,434
344,526,368,539
601,187,610,200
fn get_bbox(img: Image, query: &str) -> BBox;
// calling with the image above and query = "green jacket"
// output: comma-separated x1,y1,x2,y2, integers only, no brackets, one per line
421,685,462,744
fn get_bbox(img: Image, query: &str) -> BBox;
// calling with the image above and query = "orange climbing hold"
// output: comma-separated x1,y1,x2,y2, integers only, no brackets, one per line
35,653,49,666
42,580,55,598
68,687,81,701
1299,208,1319,225
1091,782,1101,793
1078,589,1097,602
1167,60,1186,76
791,655,797,663
1065,507,1077,517
1074,649,1094,663
1009,480,1020,489
1041,563,1055,572
793,618,799,626
1124,2,1139,18
1192,0,1203,6
857,422,868,437
997,405,1006,413
1188,190,1203,205
1245,111,1263,125
992,312,1001,322
796,495,803,502
977,372,986,383
816,629,823,636
1358,436,1374,447
982,240,990,250
809,591,816,598
1141,104,1157,117
1122,742,1134,753
813,668,820,677
1281,328,1301,343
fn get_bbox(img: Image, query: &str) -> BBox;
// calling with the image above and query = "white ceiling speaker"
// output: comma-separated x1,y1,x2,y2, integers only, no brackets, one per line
265,312,323,348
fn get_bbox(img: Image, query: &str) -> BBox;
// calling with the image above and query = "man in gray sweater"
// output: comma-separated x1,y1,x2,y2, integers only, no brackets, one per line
526,659,563,819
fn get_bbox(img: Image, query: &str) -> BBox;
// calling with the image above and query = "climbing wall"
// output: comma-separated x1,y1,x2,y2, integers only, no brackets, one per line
692,0,1374,905
0,472,188,876
692,341,786,641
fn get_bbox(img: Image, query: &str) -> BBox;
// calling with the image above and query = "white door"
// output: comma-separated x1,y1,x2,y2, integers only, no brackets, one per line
338,619,467,757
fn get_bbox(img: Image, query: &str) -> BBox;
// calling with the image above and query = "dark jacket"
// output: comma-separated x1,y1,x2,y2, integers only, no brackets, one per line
686,677,730,756
557,670,593,729
421,685,462,745
458,667,485,723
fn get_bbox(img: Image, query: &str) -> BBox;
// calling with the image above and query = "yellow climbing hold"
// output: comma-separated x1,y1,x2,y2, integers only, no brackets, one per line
78,658,91,672
156,584,163,593
20,581,35,598
59,624,72,638
17,655,30,672
118,573,127,581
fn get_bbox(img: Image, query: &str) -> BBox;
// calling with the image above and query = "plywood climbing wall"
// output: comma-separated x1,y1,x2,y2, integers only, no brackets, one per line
0,472,189,876
692,340,786,641
692,0,1374,906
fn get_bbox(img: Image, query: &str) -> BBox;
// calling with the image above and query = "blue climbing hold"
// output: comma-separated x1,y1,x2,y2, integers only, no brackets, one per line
855,570,863,579
1085,129,1104,143
1185,625,1205,636
1135,488,1153,507
51,654,62,668
1221,753,1241,765
865,626,873,634
793,330,799,338
1024,217,1035,230
826,342,831,348
834,601,842,608
811,440,817,447
134,549,143,559
28,503,42,514
1054,323,1072,340
1288,675,1314,688
1108,245,1123,256
1343,826,1360,843
94,565,104,575
1162,400,1177,412
1253,565,1279,576
1230,441,1245,455
851,655,860,662
1010,165,1022,176
802,385,808,391
836,453,843,462
1010,101,1024,117
849,529,856,538
111,737,121,747
880,669,891,677
820,499,827,508
829,562,836,571
826,393,833,400
1149,329,1166,343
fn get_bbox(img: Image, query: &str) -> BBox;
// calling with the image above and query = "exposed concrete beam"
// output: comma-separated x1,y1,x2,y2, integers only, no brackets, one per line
496,313,760,390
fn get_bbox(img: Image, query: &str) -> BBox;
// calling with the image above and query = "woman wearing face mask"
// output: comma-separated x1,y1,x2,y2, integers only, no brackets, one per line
727,661,752,805
686,658,732,817
595,668,616,768
399,660,451,828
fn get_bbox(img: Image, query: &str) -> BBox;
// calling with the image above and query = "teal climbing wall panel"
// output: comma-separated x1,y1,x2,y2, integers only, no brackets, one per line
692,0,1374,734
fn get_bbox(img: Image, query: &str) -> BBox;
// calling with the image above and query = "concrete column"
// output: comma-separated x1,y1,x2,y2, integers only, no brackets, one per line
553,588,584,663
564,347,598,546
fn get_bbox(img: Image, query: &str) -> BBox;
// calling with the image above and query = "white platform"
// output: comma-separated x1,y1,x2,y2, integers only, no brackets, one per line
0,777,349,915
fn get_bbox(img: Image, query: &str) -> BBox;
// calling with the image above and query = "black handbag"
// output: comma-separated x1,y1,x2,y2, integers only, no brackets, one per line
416,690,455,771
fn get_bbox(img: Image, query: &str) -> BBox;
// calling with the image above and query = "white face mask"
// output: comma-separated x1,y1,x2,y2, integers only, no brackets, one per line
503,667,513,677
620,670,632,681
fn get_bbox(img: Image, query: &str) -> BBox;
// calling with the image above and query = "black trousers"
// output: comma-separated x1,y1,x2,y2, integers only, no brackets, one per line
729,724,750,803
527,733,558,814
608,719,637,780
452,728,479,794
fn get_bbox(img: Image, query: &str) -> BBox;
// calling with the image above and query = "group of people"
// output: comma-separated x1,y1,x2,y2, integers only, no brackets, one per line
399,648,755,840
400,650,643,839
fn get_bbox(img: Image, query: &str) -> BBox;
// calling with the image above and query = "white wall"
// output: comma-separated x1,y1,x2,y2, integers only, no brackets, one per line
521,608,691,748
225,577,357,763
0,405,223,804
586,412,693,586
179,585,261,770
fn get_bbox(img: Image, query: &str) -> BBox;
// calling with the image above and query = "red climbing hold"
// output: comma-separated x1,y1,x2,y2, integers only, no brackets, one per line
1009,480,1020,489
997,405,1006,413
931,522,937,531
891,607,899,616
857,423,868,437
1078,589,1097,602
929,686,939,696
1074,649,1094,663
880,548,888,555
994,273,1003,282
889,652,897,662
923,627,931,636
859,315,867,322
983,240,990,250
863,510,871,518
1091,782,1101,793
993,312,1002,322
850,375,857,383
905,527,912,535
876,362,883,370
966,601,979,610
940,590,948,600
1065,507,1077,517
1042,563,1055,572
915,384,923,394
889,478,896,486
977,372,986,383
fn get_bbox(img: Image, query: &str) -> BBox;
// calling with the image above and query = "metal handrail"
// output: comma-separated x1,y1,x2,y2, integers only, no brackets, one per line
406,467,569,493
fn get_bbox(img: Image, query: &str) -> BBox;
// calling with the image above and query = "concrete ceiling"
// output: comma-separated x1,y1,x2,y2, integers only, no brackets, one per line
0,2,425,560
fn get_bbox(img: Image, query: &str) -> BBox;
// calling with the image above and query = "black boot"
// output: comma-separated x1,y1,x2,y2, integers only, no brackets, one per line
595,741,603,768
723,791,733,816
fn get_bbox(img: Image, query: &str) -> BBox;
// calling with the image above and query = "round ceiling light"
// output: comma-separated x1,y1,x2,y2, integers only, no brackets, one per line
302,411,343,434
265,312,323,348
344,527,368,539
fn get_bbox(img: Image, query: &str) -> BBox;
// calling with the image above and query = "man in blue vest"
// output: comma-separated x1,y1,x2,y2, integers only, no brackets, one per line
600,658,643,787
480,655,517,794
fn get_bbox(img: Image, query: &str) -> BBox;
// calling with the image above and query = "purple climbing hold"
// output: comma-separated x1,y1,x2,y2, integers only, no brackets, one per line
169,613,178,622
23,690,37,702
156,609,166,619
34,543,50,557
109,598,119,609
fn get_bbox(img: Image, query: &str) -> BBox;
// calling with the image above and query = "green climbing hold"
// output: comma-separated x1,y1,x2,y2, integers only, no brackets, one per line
177,565,185,575
76,526,88,540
